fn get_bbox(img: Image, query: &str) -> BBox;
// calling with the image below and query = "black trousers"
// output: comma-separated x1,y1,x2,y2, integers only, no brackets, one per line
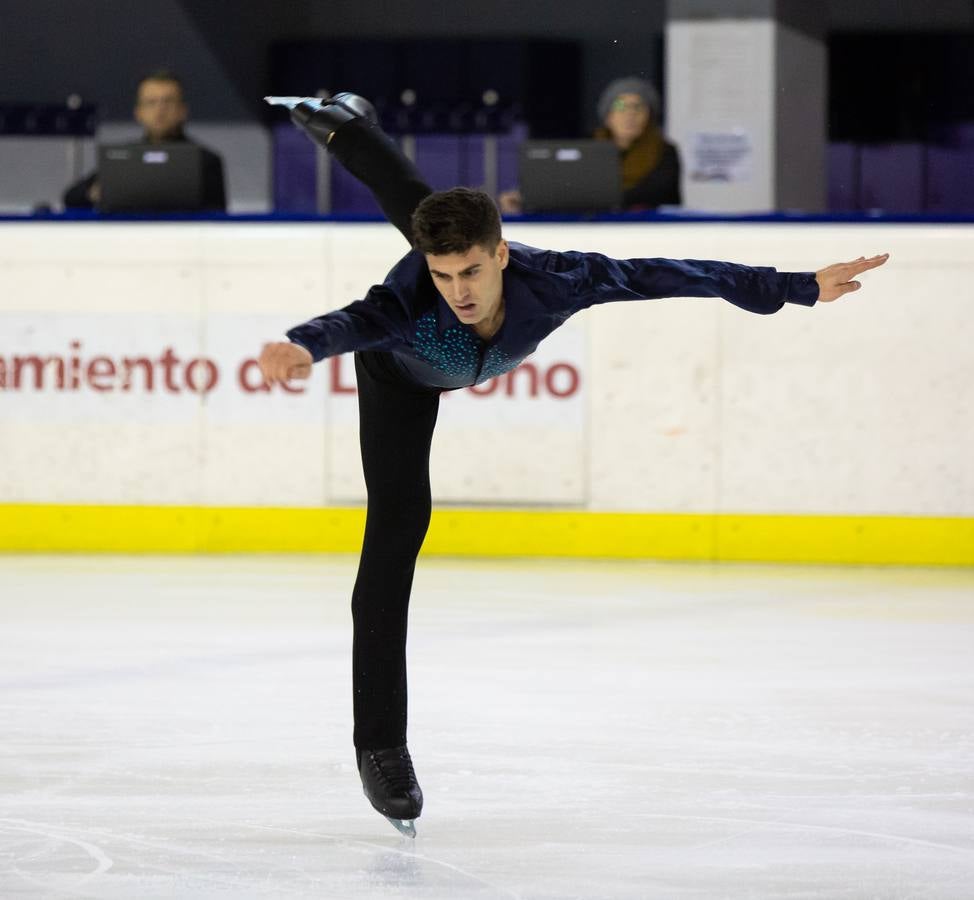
328,119,439,751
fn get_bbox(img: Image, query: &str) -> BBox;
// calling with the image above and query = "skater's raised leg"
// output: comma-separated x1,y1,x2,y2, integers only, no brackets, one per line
285,93,432,244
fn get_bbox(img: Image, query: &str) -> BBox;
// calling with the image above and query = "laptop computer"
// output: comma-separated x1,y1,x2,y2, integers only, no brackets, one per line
518,140,622,213
97,142,205,212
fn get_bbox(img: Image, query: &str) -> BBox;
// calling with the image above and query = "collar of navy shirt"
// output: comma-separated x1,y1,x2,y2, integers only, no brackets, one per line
431,245,548,344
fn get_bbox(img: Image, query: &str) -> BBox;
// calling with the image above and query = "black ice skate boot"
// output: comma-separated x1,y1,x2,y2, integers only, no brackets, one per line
287,92,378,149
358,745,423,838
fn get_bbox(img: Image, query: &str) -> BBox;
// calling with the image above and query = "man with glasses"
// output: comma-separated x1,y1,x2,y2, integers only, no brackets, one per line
63,69,226,211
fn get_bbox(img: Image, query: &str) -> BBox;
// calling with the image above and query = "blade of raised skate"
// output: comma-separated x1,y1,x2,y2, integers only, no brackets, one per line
385,816,416,838
263,96,323,110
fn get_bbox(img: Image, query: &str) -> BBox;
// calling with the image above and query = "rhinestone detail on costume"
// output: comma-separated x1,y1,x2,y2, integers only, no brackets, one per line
413,312,522,384
478,346,519,383
414,312,481,378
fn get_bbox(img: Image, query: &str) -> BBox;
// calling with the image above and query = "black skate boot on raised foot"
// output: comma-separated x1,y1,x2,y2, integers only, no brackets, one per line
359,745,423,838
264,93,377,149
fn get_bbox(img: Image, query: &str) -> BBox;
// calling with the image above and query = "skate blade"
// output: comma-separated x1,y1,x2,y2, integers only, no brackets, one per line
384,816,416,838
264,96,321,110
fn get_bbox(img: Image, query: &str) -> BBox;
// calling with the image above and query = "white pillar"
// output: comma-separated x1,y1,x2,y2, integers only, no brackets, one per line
665,0,825,212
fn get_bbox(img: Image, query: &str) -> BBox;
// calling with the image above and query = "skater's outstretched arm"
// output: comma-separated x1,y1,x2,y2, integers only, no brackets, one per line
257,285,415,386
518,246,889,316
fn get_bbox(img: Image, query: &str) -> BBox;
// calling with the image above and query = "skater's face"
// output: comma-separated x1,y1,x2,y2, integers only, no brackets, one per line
134,79,188,143
426,240,509,334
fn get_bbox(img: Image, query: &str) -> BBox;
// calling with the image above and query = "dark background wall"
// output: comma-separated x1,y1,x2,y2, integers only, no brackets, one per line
0,0,665,127
2,0,974,129
0,0,266,118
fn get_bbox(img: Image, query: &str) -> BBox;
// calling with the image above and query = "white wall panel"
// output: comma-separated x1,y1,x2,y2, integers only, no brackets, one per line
586,299,720,512
1,221,970,517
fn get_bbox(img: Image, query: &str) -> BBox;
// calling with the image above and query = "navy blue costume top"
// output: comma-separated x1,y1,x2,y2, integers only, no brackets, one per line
286,242,819,390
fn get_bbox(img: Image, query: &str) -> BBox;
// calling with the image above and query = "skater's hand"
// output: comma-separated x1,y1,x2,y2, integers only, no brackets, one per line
258,341,313,387
815,253,889,302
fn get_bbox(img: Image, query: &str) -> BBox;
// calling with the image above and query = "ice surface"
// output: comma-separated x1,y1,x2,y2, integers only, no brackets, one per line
1,555,972,899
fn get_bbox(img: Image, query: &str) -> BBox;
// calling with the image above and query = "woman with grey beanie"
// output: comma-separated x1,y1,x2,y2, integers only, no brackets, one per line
595,76,681,208
500,75,681,213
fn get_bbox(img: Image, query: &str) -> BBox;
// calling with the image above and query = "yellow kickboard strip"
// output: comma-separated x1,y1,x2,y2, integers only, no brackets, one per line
0,504,971,566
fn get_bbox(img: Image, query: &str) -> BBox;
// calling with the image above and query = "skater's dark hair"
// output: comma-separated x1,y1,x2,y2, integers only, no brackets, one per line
411,188,502,256
136,69,185,99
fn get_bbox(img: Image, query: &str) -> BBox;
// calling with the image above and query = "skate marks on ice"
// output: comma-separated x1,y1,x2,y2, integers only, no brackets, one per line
623,812,974,899
640,812,974,857
0,817,273,898
2,556,973,898
236,820,523,899
0,815,521,900
0,818,113,896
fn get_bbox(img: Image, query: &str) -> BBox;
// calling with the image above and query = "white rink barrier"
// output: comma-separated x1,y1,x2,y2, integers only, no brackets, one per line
0,220,971,521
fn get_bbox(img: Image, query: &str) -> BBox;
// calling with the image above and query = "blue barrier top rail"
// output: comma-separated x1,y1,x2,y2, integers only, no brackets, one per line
3,210,974,225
